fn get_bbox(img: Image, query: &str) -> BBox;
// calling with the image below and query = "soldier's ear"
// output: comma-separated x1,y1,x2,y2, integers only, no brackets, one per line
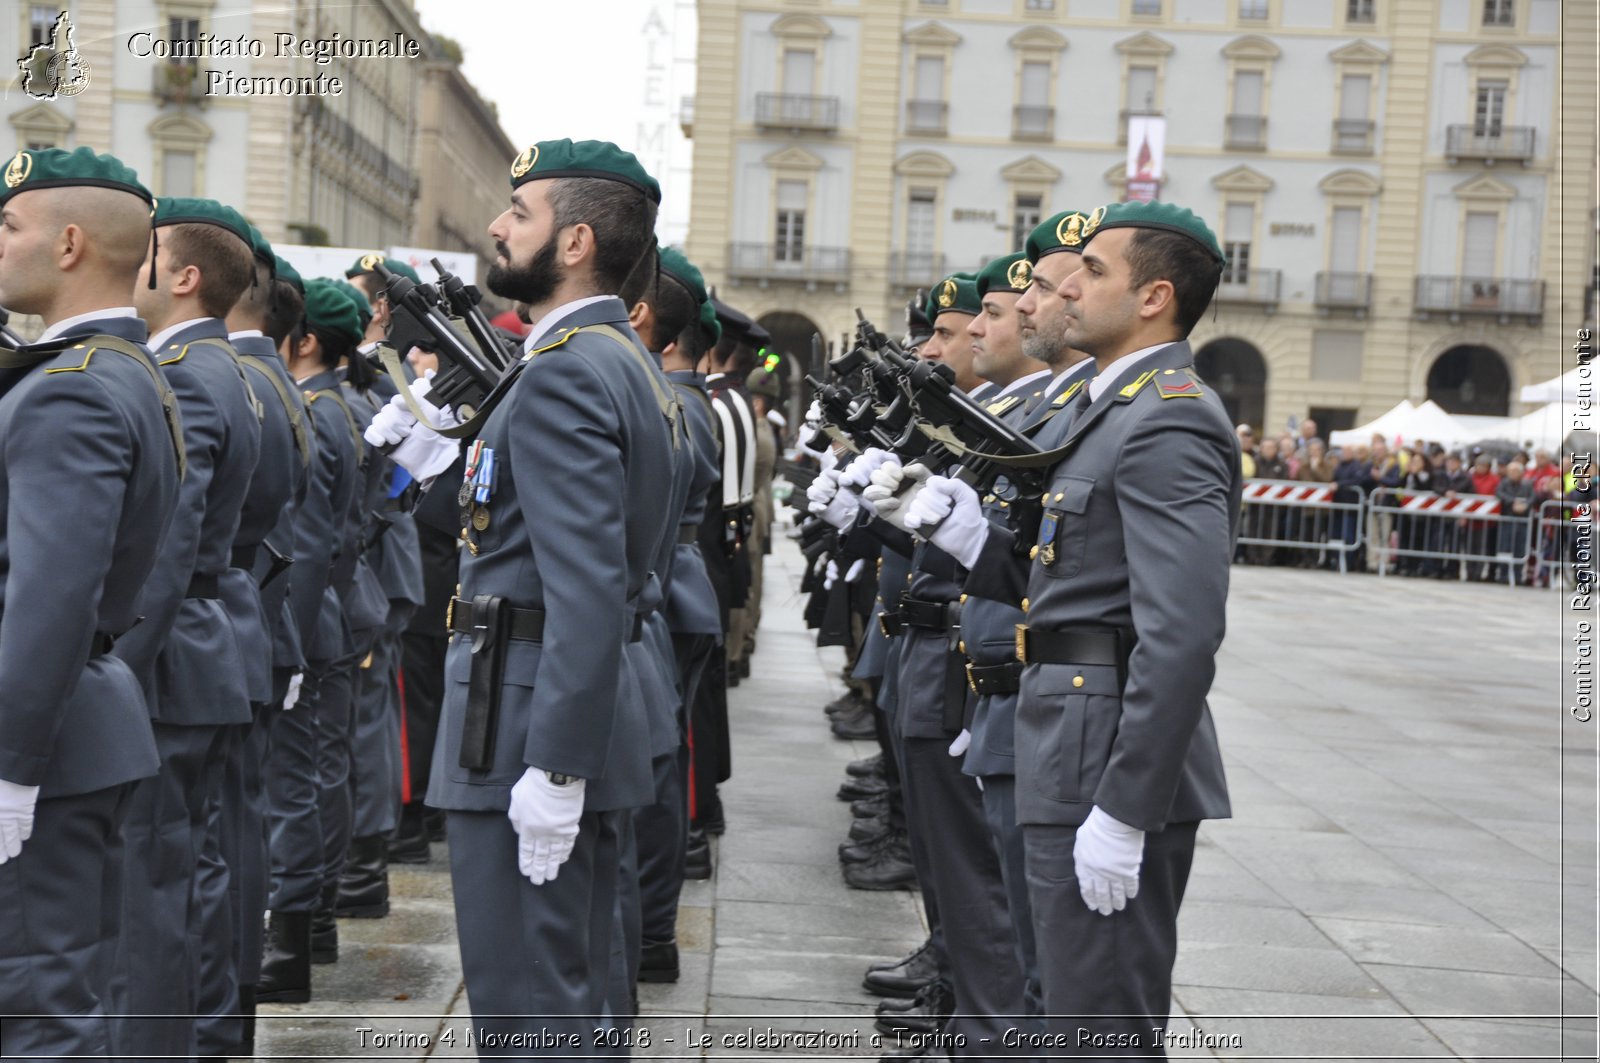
1137,277,1176,322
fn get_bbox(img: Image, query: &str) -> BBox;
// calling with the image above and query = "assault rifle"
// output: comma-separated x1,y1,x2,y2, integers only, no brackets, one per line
373,262,502,421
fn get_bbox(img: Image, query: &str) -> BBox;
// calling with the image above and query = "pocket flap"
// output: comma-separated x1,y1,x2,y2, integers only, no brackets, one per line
1051,475,1095,515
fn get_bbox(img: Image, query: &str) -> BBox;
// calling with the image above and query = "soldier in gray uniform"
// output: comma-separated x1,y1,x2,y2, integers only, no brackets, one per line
370,139,675,1053
108,196,262,1060
0,147,182,1061
909,201,1238,1056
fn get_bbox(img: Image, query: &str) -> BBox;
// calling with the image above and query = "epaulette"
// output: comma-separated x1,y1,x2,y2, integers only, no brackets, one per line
1052,379,1085,406
521,328,581,362
157,344,188,367
1155,368,1205,399
1118,368,1159,400
43,344,97,374
986,395,1021,417
304,390,322,404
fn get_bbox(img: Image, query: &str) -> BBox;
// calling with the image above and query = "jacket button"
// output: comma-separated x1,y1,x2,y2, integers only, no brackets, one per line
1021,598,1030,612
1029,546,1039,560
1073,675,1084,688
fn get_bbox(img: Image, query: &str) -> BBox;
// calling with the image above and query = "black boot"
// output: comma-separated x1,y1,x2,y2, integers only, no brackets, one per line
234,984,257,1056
844,848,918,893
310,881,338,965
875,979,954,1035
638,938,680,983
846,752,886,778
840,829,908,866
256,912,313,1004
388,804,431,865
837,774,889,801
864,939,940,997
336,834,390,918
683,829,712,880
424,807,447,842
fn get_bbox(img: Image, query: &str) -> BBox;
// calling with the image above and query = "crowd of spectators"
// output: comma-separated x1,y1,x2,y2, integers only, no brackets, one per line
1234,418,1593,587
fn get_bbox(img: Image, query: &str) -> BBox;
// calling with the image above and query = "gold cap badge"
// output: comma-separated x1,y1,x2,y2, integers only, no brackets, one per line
4,151,32,189
1006,259,1032,290
1056,212,1088,247
937,278,957,308
359,252,382,271
510,145,539,179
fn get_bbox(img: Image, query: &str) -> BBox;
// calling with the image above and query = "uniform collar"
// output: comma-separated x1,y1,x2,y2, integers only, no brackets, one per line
992,367,1051,399
522,295,619,353
1088,341,1177,402
35,306,138,345
148,315,226,353
228,329,264,340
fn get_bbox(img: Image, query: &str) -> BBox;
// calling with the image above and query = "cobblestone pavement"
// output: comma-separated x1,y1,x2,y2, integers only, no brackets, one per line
254,531,1598,1061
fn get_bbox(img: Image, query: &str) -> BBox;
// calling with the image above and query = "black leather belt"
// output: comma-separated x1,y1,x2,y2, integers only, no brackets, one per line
877,611,905,638
230,544,258,571
450,597,545,642
1015,626,1136,684
186,573,220,599
899,595,953,631
677,526,699,545
90,631,116,657
966,660,1025,696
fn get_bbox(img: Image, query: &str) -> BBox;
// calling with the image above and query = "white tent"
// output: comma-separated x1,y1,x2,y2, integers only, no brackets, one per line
1520,366,1590,404
1328,400,1415,449
1504,403,1574,452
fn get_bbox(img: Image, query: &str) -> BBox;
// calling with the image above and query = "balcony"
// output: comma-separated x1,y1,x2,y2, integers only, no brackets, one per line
1445,124,1535,165
679,96,694,137
1315,271,1373,315
1224,113,1268,150
755,93,840,133
889,251,948,288
1119,108,1164,145
153,62,208,108
905,99,948,136
1414,275,1545,323
1215,268,1282,309
1012,105,1054,141
1332,118,1374,154
727,242,851,286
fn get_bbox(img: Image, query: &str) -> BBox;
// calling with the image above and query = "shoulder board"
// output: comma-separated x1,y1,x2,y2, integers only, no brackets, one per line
986,395,1021,417
521,328,580,361
157,344,189,367
1052,379,1085,407
304,389,323,404
42,343,97,374
1118,368,1160,400
1156,368,1205,399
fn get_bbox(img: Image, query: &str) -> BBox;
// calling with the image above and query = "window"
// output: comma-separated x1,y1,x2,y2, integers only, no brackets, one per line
1233,71,1264,116
1015,60,1052,138
1012,194,1042,250
168,16,200,65
775,180,806,263
1328,207,1362,276
1334,73,1373,150
1133,0,1162,15
1239,0,1269,19
781,49,815,96
1019,61,1049,108
29,5,55,48
1311,331,1363,382
163,150,196,197
914,55,943,102
1346,0,1374,22
1473,80,1507,135
1483,0,1513,25
25,139,56,151
1127,65,1158,113
907,190,937,259
1026,0,1056,8
1223,202,1254,283
1462,210,1497,279
908,56,946,134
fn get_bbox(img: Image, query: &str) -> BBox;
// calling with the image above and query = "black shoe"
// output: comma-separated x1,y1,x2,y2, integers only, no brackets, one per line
825,692,871,718
864,939,939,996
638,939,680,983
695,795,726,837
848,812,890,842
832,714,877,741
850,793,889,819
310,881,338,964
838,821,894,858
844,850,918,893
875,980,954,1036
388,805,431,865
684,830,712,880
846,752,886,778
840,830,908,866
256,911,313,1004
727,663,741,689
424,808,447,842
739,656,751,679
838,775,889,801
336,835,390,918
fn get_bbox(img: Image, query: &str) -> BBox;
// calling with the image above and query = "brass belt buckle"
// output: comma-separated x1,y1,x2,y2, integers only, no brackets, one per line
878,612,892,639
1014,623,1029,664
965,660,979,695
445,596,456,635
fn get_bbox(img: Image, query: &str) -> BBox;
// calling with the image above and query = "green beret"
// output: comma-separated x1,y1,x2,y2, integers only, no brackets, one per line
658,246,708,306
0,146,152,208
244,223,275,268
273,255,304,294
1082,200,1225,264
925,272,980,321
508,139,661,204
698,298,722,345
745,367,780,399
1026,208,1099,263
327,278,373,329
344,252,420,284
152,197,254,255
976,253,1033,298
302,279,363,345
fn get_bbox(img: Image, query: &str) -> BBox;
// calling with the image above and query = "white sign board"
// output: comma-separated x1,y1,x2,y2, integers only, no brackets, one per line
274,245,479,287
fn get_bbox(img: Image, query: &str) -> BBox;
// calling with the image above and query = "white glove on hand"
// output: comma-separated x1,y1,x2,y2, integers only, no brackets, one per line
903,475,989,568
365,372,461,481
866,462,933,532
840,447,894,491
0,778,40,865
806,469,860,531
282,671,304,711
1073,806,1146,916
948,729,971,757
824,559,840,590
507,768,586,886
843,558,866,584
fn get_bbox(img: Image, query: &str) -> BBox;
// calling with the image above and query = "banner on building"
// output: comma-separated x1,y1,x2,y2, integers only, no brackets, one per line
277,245,479,287
1125,114,1166,204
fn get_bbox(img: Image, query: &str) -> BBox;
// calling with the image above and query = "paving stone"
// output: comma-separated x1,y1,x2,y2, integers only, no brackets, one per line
1177,900,1338,950
1311,916,1564,977
1361,963,1571,1015
711,946,888,1004
1418,1016,1598,1059
1172,941,1389,998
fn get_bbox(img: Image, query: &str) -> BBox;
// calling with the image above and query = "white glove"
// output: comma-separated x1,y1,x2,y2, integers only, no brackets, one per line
948,729,971,757
824,559,840,590
282,671,304,711
903,475,989,568
843,558,866,583
840,447,894,491
767,409,787,430
507,768,586,886
365,372,461,481
0,778,40,865
806,469,860,531
1073,806,1146,916
864,461,928,532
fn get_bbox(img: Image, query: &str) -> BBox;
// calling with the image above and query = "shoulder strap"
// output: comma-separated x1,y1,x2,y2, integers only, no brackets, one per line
309,382,367,469
240,355,312,468
83,334,189,481
180,337,266,424
585,324,683,453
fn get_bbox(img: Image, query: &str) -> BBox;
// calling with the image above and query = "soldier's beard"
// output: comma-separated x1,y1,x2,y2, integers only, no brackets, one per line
1021,309,1068,363
486,234,561,306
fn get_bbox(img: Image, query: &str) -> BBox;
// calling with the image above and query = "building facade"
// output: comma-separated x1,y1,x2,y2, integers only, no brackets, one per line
684,0,1595,434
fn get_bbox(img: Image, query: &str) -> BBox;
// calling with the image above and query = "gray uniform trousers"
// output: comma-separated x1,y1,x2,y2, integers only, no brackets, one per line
349,612,409,838
266,665,326,910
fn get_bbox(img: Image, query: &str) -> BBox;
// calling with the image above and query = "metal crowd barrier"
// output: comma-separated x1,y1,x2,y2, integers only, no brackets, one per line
1532,498,1589,589
1368,490,1540,585
1235,479,1367,573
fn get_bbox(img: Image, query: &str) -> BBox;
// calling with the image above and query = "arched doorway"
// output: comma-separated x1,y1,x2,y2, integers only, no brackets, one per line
1426,345,1511,415
757,311,823,425
1195,338,1268,432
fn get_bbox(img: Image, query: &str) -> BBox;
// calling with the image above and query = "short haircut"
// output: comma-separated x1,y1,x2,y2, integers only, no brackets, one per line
265,279,304,347
674,319,708,367
162,222,254,319
618,246,657,309
546,176,658,293
645,273,698,353
1123,229,1223,336
232,260,273,326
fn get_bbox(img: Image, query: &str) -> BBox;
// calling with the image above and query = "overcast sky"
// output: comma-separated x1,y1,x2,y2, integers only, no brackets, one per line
411,0,697,243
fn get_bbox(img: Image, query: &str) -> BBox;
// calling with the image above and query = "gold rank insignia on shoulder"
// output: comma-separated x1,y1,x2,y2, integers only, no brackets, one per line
986,395,1020,417
1006,259,1032,290
1157,368,1205,399
4,151,32,189
511,144,540,178
1119,368,1159,399
1053,380,1085,406
937,278,957,308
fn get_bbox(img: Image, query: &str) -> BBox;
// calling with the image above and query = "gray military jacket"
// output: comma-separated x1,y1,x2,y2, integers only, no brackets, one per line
967,341,1237,832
